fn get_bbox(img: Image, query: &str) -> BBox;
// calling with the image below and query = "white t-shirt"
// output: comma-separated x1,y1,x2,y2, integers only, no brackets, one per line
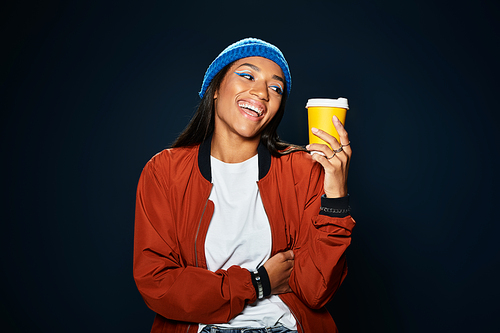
199,154,296,331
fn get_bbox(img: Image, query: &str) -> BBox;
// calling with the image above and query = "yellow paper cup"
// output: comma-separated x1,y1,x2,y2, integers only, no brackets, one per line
306,98,349,148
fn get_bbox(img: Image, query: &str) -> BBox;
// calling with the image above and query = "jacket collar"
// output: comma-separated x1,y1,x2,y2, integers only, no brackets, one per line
198,134,271,182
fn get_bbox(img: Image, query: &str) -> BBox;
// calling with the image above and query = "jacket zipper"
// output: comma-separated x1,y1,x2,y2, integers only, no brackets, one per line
189,186,213,333
281,297,304,333
194,184,213,268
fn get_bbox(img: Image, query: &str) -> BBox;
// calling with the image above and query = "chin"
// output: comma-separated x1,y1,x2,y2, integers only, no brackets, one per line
235,128,262,140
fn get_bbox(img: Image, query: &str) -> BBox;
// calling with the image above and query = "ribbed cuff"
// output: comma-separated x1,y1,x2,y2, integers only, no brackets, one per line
258,266,271,297
319,194,350,217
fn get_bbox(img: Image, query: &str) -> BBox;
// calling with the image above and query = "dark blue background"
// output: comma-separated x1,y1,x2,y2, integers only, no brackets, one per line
1,1,499,332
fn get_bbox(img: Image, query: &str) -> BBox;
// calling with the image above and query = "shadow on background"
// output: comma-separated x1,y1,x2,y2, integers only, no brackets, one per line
1,1,499,332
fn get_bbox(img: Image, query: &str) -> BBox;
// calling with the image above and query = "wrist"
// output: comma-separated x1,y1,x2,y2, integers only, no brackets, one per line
257,266,271,297
324,188,347,198
320,194,350,217
249,266,271,299
249,270,263,299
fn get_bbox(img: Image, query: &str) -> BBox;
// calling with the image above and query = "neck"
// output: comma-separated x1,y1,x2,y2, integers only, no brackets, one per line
211,131,260,163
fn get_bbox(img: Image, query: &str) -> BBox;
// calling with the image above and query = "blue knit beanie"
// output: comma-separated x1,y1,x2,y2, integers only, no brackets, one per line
199,38,291,98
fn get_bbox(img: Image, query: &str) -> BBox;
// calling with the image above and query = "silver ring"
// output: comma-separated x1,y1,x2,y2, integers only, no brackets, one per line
333,147,343,153
341,141,351,147
327,152,336,159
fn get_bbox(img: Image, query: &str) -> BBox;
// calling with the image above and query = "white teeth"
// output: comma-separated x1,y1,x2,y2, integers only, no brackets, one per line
238,102,263,116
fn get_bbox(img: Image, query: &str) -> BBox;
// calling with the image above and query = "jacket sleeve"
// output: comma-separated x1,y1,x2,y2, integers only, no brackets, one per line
288,158,356,309
133,156,257,323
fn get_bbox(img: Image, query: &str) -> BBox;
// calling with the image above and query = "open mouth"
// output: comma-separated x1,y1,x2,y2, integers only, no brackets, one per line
238,101,264,117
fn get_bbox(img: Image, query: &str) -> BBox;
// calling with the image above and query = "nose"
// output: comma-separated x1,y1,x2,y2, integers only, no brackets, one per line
249,80,269,101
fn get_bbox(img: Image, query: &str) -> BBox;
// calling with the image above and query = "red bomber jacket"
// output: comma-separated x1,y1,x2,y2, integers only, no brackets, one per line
134,138,356,333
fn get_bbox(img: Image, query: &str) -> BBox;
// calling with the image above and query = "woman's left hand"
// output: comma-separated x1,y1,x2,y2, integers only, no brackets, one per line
306,116,352,198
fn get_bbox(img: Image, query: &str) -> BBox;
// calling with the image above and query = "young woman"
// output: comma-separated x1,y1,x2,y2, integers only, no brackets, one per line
134,38,355,333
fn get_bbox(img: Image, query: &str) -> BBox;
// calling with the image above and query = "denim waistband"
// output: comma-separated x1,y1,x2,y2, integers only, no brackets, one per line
201,324,297,333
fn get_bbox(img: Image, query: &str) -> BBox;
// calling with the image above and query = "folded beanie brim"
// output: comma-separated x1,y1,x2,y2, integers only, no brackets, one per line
199,38,291,98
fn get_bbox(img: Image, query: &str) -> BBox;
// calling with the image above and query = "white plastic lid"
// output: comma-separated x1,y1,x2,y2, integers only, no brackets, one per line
305,97,349,109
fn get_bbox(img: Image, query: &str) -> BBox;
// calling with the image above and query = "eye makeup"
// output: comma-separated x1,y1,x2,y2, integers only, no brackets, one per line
271,83,284,95
234,70,254,80
234,69,283,95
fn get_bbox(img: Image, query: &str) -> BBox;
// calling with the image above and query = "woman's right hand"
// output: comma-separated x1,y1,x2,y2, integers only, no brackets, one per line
263,250,294,294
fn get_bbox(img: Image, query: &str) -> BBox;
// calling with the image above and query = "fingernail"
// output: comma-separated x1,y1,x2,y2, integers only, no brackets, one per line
333,116,339,122
305,144,311,150
311,127,318,133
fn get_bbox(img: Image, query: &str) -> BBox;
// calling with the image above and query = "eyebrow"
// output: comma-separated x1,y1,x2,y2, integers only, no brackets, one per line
237,63,285,84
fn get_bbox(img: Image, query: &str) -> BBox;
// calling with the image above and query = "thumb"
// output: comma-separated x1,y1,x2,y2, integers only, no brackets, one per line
284,249,294,260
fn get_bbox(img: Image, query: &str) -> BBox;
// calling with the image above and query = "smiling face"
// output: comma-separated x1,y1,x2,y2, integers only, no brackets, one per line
213,56,285,143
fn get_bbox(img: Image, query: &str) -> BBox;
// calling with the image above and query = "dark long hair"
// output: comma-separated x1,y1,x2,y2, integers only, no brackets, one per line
171,62,305,157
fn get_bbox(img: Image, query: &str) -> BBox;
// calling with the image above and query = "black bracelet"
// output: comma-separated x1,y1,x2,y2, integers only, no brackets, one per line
320,206,351,214
257,266,271,297
252,270,264,299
